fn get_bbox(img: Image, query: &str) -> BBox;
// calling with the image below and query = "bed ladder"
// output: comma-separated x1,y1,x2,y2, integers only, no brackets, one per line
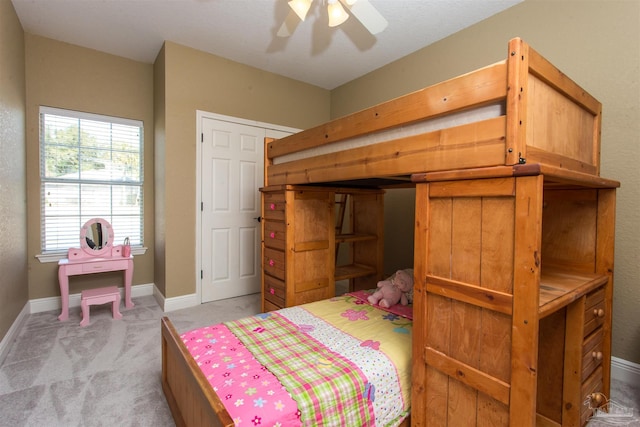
335,193,348,262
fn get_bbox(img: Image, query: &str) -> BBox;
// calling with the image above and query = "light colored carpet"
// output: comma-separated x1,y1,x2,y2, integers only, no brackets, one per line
0,293,261,427
0,292,637,426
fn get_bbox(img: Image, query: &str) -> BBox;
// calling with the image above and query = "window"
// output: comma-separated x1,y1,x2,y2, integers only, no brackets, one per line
40,106,143,253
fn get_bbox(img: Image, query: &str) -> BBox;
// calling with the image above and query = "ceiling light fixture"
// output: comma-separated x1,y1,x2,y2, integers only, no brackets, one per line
287,0,312,21
327,0,349,27
277,0,388,38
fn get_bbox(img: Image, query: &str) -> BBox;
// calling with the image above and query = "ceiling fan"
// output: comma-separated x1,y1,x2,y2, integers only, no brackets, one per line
277,0,388,38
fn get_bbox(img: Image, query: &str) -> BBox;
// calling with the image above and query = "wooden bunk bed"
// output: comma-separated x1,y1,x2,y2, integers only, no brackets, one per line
161,38,619,426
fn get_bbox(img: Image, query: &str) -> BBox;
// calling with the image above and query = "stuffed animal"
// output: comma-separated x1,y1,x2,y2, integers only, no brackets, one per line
368,268,414,308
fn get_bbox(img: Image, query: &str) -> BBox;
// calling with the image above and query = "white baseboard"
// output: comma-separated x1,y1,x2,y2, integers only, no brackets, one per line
161,291,200,312
0,303,30,367
28,282,156,314
612,356,640,387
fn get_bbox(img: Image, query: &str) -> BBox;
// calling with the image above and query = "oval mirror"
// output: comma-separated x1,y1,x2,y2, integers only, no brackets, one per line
80,218,114,256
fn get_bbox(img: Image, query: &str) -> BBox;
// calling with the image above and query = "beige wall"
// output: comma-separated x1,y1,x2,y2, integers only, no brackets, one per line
5,0,638,366
156,41,330,298
332,0,640,363
24,35,156,299
0,0,28,341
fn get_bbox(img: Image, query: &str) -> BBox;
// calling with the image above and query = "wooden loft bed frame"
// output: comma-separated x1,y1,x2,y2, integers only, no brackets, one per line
161,38,619,427
264,37,601,188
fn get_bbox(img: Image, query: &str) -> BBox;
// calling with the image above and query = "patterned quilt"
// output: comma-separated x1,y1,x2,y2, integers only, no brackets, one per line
181,291,412,426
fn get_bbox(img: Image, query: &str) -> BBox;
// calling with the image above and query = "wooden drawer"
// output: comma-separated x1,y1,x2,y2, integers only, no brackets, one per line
264,274,285,308
263,299,281,313
584,288,606,338
582,328,604,382
263,192,285,221
264,220,286,250
581,366,603,426
263,247,285,280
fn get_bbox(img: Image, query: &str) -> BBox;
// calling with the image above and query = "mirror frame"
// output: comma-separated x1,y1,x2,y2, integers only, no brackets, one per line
80,217,114,256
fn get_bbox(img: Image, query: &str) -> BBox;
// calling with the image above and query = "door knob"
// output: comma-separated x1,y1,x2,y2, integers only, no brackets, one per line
254,216,262,223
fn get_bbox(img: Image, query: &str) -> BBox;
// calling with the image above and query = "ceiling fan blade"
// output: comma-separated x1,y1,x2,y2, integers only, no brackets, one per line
339,0,388,34
277,10,301,37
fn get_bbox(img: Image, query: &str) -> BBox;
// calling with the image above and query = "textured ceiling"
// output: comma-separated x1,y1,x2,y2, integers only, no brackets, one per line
12,0,523,90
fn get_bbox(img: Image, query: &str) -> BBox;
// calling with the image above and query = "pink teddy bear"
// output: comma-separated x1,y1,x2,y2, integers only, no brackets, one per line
368,268,414,308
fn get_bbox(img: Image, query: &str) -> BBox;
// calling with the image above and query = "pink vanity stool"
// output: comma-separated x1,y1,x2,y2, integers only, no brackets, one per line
58,218,134,323
80,286,122,327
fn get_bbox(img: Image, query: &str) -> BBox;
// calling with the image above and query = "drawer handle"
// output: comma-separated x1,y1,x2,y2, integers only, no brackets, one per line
270,232,275,239
592,351,603,361
269,287,275,295
269,259,275,267
589,392,605,406
270,203,276,210
593,308,605,318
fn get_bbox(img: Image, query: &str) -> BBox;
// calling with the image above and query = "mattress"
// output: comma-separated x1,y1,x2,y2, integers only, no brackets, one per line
181,291,413,426
273,102,505,165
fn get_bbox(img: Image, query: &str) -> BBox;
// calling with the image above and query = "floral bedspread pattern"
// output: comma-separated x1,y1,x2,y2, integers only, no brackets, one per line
181,294,412,426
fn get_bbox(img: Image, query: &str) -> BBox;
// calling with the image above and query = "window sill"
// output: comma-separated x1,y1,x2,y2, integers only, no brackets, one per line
36,246,148,263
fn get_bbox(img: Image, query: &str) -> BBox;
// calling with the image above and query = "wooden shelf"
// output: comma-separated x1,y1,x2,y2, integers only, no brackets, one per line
335,233,377,244
335,263,377,281
538,268,609,318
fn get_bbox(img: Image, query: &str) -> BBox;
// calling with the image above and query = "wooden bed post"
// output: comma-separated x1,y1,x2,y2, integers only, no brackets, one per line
264,137,275,187
506,37,529,167
510,174,544,426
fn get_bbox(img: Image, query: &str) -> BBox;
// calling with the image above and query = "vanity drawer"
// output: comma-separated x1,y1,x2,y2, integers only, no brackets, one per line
584,288,606,338
263,247,285,280
263,274,285,308
264,221,286,250
79,259,129,273
263,192,285,221
582,328,604,382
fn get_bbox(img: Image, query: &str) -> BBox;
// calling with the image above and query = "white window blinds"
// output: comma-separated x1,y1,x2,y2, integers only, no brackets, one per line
40,106,144,252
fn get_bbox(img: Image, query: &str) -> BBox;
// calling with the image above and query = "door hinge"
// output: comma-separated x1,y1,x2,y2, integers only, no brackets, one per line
201,133,203,142
201,202,204,211
201,270,203,279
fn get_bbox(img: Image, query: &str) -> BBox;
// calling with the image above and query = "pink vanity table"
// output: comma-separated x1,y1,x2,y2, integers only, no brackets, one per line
57,218,134,322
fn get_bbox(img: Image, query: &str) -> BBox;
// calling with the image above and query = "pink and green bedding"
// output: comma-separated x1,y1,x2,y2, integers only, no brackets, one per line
181,291,412,426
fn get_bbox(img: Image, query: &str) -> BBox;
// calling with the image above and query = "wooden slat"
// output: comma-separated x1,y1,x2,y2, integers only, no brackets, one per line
267,61,507,159
513,164,619,188
424,347,511,406
428,176,515,198
411,184,429,426
510,175,543,427
595,188,616,401
526,146,597,176
267,116,506,186
527,43,601,116
424,195,453,425
294,240,329,252
264,138,274,187
426,275,513,315
161,317,232,427
449,196,483,425
413,163,621,189
525,75,598,173
477,194,514,427
505,37,529,166
412,165,515,183
334,263,376,281
537,309,567,422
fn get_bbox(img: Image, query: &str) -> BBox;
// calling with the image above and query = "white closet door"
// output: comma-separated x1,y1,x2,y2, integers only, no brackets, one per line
200,116,294,302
